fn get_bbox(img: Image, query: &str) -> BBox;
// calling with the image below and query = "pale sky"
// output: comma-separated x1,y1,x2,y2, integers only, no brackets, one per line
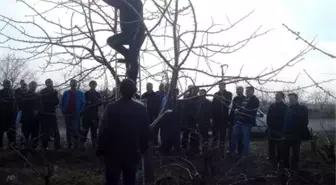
0,0,335,98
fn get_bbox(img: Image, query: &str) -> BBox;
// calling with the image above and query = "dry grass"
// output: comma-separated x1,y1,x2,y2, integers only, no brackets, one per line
0,133,334,185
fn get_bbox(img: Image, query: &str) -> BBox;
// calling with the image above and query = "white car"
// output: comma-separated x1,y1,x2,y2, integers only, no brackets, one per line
251,109,268,135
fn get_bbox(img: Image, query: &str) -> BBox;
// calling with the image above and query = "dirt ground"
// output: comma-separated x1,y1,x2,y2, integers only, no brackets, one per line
0,133,335,185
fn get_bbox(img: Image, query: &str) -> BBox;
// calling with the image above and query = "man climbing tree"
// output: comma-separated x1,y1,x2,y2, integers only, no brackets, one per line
104,0,146,83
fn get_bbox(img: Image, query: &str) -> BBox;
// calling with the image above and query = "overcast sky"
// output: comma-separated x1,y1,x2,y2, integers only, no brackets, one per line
0,0,335,98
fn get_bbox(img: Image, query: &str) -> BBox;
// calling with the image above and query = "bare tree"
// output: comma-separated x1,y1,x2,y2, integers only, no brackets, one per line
0,53,36,88
1,0,336,185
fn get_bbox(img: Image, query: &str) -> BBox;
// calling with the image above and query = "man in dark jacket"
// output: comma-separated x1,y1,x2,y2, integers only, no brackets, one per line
228,86,245,154
141,82,161,145
267,91,288,164
156,83,165,100
230,86,259,156
104,0,145,83
19,81,40,149
14,80,26,96
154,86,181,155
81,80,102,148
282,93,309,170
0,80,16,149
181,85,199,150
97,79,149,185
196,89,212,147
40,78,61,149
212,82,232,148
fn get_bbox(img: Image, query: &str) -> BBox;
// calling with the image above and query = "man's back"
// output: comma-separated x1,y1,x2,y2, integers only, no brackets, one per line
97,98,149,163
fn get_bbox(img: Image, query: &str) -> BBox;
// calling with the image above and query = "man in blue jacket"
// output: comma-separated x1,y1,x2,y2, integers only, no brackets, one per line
61,79,85,149
230,86,259,156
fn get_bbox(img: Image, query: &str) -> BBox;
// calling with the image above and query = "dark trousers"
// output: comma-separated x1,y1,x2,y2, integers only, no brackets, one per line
189,129,200,152
105,161,138,185
148,114,159,145
40,114,61,148
199,126,209,143
268,138,282,163
21,117,39,148
181,127,190,149
283,139,301,170
0,116,16,148
64,113,80,148
107,29,145,82
213,125,227,147
81,115,98,145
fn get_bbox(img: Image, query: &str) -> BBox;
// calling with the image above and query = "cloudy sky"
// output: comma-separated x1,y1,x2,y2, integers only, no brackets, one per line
0,0,335,98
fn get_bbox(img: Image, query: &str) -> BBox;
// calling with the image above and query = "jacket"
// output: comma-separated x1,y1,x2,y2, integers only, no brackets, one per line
156,111,180,143
283,103,309,140
235,95,260,126
141,91,161,117
195,96,212,127
40,87,59,114
97,98,149,163
61,90,85,114
0,88,16,113
229,95,246,123
182,93,199,128
83,90,102,118
212,90,233,125
16,90,40,121
0,88,16,130
267,101,288,137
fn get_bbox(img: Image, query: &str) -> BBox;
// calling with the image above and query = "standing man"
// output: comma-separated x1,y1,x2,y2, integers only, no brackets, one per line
267,91,288,165
81,80,102,148
195,89,212,148
97,79,149,185
19,81,40,149
141,82,161,146
282,93,309,170
230,86,259,156
211,82,232,149
0,80,16,149
228,86,245,154
156,83,165,100
40,78,61,150
181,85,199,150
61,79,85,149
104,0,145,83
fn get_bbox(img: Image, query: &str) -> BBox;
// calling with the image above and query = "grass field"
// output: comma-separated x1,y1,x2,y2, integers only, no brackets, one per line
0,132,334,185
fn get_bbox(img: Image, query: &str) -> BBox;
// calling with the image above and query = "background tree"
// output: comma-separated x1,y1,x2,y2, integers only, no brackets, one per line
0,53,36,88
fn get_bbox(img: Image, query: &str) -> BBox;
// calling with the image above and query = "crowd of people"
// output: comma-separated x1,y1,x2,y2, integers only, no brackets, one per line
0,78,310,185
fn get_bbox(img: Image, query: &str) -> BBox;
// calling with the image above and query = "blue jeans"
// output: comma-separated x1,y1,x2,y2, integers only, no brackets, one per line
230,123,252,156
64,113,80,148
